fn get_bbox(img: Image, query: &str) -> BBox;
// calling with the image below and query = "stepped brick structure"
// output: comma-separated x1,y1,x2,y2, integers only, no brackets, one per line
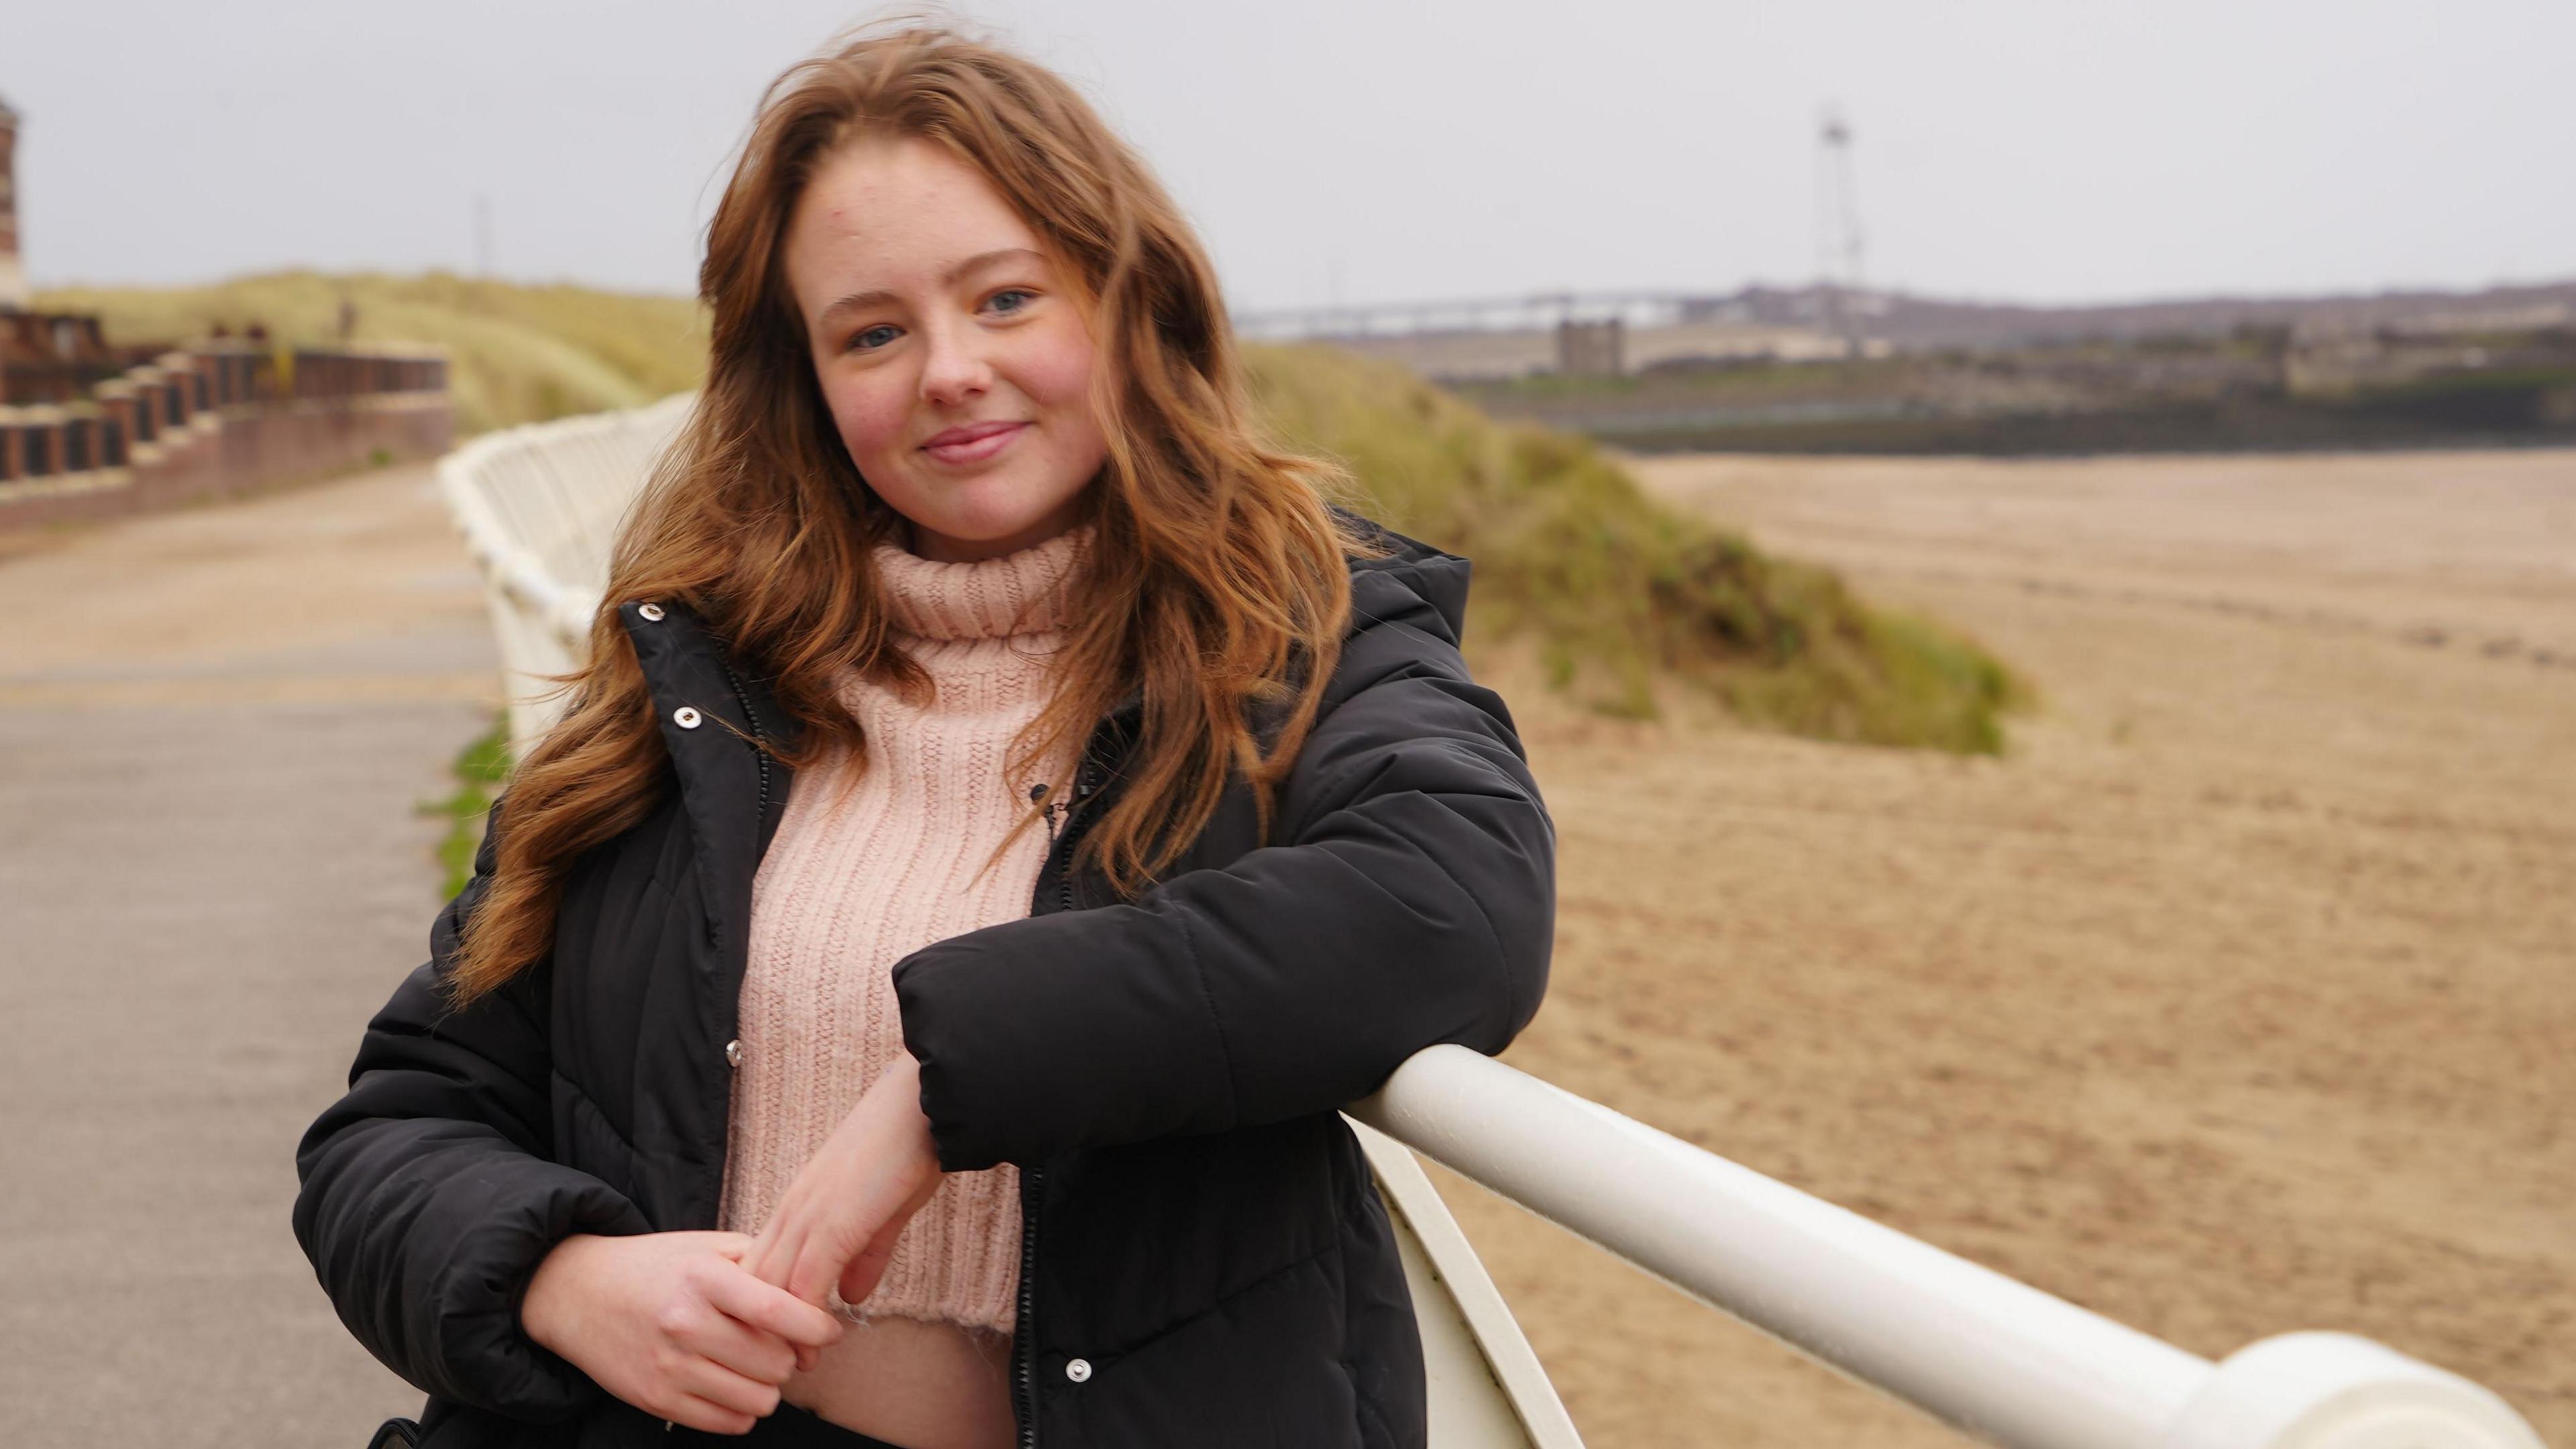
0,341,452,529
0,94,453,529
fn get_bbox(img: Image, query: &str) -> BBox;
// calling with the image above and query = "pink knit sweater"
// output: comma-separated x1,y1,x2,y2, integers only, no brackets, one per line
718,526,1089,1334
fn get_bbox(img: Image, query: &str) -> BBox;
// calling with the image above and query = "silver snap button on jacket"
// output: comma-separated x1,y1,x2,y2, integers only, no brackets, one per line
637,602,665,622
673,706,702,729
723,1039,743,1068
1064,1357,1091,1383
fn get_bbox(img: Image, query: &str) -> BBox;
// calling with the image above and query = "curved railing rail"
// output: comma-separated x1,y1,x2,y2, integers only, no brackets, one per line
1351,1047,2541,1449
439,396,2546,1449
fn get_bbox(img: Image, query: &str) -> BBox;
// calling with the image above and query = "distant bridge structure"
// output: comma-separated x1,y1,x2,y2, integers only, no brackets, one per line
1234,288,1862,380
1232,288,1745,343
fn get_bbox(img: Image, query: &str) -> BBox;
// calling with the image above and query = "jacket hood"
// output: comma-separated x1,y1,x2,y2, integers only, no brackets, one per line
1336,510,1473,649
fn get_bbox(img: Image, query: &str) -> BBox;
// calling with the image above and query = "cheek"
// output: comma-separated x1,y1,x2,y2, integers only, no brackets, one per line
1016,317,1099,416
818,372,912,472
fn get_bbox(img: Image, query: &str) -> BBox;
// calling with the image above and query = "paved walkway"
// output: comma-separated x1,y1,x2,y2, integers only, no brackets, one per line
0,464,502,1445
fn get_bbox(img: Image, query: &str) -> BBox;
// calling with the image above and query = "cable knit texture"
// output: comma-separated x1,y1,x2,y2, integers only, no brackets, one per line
719,525,1089,1335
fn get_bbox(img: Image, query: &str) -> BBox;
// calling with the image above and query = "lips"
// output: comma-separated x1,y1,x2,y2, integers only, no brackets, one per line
920,420,1029,464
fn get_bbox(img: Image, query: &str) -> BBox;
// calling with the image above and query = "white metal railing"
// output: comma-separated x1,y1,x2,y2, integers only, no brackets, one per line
437,393,692,757
1350,1047,2542,1449
438,397,2546,1449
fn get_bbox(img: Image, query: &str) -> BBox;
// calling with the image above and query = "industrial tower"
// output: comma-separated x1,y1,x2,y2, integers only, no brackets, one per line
1814,104,1865,357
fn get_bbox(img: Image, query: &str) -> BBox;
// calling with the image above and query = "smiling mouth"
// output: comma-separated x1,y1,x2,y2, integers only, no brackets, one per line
920,421,1028,465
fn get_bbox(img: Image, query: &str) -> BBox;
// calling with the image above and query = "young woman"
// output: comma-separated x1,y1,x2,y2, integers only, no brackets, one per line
295,24,1553,1449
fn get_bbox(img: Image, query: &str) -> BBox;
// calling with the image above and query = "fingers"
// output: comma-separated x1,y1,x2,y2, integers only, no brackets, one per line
782,1159,946,1307
787,1222,857,1309
657,1257,826,1401
745,1211,804,1294
835,1218,905,1309
689,1308,799,1388
760,1181,866,1308
663,1395,759,1436
691,1285,824,1393
636,1334,781,1434
702,1257,845,1350
834,1168,944,1306
666,1355,781,1432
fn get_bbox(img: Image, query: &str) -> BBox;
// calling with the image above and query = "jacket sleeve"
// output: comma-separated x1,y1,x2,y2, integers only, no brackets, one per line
891,602,1556,1173
292,806,650,1419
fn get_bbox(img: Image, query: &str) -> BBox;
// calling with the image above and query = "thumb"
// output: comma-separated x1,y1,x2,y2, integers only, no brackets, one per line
835,1216,909,1309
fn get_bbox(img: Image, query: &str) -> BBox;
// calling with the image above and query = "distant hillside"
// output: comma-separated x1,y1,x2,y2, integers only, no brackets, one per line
1710,277,2576,351
39,272,2019,751
34,272,708,435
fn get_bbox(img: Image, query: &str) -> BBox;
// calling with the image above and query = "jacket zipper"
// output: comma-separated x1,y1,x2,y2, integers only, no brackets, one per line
716,659,773,827
1032,782,1069,855
1056,756,1108,912
1013,1163,1044,1449
1016,781,1063,1449
1012,729,1118,1448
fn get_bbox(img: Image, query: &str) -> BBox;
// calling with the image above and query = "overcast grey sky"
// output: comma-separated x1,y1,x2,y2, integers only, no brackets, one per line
7,1,2571,311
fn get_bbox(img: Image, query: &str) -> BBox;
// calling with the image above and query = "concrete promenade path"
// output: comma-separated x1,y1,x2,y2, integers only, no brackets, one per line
1,463,503,1446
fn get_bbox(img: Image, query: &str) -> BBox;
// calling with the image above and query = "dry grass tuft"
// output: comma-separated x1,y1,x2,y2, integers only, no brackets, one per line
1246,343,2023,750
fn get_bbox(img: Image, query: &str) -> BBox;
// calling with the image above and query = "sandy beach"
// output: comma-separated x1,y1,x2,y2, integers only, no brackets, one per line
1442,446,2575,1444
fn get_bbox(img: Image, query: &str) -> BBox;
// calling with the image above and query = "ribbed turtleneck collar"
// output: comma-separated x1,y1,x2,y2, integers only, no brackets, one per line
872,525,1089,641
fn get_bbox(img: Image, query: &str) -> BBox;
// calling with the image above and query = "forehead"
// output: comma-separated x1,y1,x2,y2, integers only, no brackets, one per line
785,136,1044,308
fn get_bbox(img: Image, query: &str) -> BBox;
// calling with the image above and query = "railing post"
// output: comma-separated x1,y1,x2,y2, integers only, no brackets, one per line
2162,1333,2541,1449
103,378,149,455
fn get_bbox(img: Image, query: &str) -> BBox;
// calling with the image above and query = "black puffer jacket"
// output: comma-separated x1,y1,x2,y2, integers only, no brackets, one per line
293,520,1555,1448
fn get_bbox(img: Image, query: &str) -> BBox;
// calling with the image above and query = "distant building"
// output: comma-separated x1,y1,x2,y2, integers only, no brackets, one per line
0,95,130,402
0,93,23,309
1556,318,1624,377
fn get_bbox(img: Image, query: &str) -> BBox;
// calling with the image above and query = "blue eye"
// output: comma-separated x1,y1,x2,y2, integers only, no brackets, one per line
985,288,1036,315
849,324,901,352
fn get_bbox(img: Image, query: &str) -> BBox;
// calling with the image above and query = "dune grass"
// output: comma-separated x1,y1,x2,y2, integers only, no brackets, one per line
43,273,2020,752
1246,344,2025,750
35,270,708,437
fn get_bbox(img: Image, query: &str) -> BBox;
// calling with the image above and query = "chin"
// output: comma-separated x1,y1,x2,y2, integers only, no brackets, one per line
944,499,1058,544
894,490,1079,559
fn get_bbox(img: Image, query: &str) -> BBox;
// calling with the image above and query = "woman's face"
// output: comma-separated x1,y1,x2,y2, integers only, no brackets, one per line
784,134,1109,563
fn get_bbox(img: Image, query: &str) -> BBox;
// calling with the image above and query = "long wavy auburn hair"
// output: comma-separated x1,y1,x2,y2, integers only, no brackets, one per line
447,22,1366,1004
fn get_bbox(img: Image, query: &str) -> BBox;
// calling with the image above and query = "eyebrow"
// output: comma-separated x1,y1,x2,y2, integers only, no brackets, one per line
816,248,1049,323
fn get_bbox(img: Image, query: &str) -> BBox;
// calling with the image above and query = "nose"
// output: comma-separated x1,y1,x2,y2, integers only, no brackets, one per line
918,318,994,409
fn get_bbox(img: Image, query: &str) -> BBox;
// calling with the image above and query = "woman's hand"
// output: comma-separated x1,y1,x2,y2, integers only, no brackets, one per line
747,1051,945,1310
521,1230,844,1434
